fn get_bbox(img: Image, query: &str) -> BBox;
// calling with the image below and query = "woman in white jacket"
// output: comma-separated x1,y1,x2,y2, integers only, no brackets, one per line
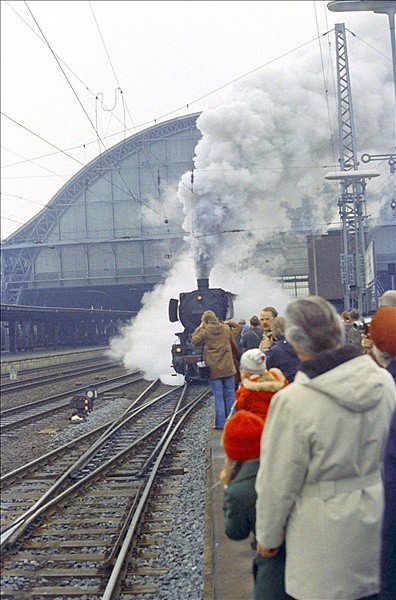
255,296,395,600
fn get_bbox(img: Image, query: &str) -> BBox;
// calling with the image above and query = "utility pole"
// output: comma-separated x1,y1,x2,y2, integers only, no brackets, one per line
324,23,380,314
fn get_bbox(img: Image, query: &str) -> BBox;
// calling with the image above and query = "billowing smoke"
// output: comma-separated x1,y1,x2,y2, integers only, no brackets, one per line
108,257,196,385
108,255,290,384
177,29,394,280
109,23,394,382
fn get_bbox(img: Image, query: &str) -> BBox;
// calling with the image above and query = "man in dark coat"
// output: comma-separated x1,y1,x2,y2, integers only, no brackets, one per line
370,306,396,600
261,316,300,383
380,407,396,600
240,316,264,351
264,336,300,383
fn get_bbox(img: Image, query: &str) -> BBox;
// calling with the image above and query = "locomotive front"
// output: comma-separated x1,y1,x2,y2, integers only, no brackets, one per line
169,278,234,381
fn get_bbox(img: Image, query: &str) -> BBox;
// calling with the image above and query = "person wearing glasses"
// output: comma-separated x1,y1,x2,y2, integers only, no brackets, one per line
259,306,278,352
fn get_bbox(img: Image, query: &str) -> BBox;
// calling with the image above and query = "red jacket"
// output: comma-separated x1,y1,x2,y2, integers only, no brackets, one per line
235,368,288,422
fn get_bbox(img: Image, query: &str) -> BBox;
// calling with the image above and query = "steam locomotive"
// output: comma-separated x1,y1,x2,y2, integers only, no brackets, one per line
169,278,235,382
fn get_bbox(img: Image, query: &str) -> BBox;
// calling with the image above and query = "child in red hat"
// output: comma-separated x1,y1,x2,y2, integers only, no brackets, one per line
221,410,290,600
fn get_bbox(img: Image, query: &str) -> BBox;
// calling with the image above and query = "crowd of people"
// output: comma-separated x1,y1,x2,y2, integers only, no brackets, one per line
191,290,396,600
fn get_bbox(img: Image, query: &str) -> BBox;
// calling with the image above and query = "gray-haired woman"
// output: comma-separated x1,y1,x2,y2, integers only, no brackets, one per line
255,296,395,600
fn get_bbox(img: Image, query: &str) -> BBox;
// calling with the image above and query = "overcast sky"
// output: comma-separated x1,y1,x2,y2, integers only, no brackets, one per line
1,0,394,240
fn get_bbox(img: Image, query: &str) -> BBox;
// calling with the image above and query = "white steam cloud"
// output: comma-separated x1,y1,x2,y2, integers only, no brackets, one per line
108,258,196,385
177,30,394,279
109,24,394,382
108,255,290,384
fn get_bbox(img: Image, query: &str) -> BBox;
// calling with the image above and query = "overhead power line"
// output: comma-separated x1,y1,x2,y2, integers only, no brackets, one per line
24,1,108,153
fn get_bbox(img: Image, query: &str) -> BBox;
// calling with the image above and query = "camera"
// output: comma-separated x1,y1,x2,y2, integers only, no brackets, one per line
353,317,372,335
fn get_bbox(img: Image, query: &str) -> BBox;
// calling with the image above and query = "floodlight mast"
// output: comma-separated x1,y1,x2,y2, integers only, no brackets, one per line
325,23,378,314
326,4,396,313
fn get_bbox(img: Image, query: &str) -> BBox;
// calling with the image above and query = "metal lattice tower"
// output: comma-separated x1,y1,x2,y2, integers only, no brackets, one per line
334,23,368,313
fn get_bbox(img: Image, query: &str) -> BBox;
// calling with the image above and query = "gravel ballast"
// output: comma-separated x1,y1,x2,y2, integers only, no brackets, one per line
2,390,215,600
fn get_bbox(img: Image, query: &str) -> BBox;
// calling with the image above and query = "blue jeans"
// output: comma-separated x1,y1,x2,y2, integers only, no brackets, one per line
209,375,235,428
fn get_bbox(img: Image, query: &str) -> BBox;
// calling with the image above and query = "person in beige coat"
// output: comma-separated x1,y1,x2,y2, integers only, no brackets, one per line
255,296,395,600
192,310,236,429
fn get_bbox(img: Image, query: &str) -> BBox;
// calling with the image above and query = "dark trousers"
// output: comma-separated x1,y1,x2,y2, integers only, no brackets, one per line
253,542,292,600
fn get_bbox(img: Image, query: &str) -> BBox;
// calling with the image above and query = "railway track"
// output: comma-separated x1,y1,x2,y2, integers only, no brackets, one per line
0,371,144,432
0,359,121,393
1,348,108,376
0,382,212,599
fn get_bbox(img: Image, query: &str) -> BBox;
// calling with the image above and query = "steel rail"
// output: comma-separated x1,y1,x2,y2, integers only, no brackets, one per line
0,383,188,553
0,359,120,393
0,371,143,432
102,385,211,599
1,370,141,417
0,380,160,485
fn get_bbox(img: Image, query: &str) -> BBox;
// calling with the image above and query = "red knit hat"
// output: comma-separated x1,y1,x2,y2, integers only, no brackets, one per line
222,410,265,461
370,306,396,356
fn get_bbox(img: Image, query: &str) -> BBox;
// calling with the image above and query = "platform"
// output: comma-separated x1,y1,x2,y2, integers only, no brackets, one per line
205,428,256,600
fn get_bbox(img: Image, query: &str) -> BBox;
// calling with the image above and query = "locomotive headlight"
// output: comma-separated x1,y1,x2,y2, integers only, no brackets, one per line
197,295,203,301
176,347,182,353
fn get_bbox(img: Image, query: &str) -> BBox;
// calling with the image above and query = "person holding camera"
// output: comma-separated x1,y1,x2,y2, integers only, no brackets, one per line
259,306,278,352
191,310,236,429
348,309,364,348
